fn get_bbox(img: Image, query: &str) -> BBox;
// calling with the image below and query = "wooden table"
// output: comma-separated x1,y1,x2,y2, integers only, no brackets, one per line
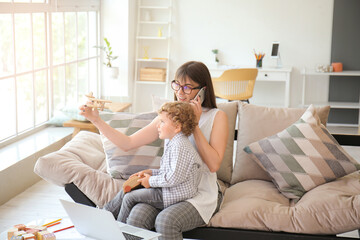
63,102,132,138
106,102,132,112
63,120,99,138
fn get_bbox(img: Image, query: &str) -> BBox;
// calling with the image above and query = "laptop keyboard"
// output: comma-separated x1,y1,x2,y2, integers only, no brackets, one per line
122,232,144,240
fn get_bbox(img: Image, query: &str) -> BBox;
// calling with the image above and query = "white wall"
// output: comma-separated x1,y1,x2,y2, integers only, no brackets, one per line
102,0,335,109
168,0,334,107
101,0,135,103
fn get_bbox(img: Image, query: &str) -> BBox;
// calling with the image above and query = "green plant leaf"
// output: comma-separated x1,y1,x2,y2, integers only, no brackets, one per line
93,38,118,67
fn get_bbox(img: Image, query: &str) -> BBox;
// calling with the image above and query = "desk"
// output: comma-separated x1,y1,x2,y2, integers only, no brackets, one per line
210,66,292,107
63,102,132,138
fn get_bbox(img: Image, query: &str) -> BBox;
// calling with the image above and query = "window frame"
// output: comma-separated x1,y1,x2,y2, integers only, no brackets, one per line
0,0,101,147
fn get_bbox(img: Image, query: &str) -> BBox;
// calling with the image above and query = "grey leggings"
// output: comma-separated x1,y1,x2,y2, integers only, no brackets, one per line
126,191,223,240
103,188,164,223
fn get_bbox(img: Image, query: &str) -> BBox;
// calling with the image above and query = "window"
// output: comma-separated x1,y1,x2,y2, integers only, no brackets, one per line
0,0,100,145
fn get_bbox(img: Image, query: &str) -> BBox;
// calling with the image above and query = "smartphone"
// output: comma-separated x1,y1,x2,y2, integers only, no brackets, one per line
193,87,206,104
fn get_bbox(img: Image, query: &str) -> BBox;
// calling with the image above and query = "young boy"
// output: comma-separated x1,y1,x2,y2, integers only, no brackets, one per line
104,102,203,223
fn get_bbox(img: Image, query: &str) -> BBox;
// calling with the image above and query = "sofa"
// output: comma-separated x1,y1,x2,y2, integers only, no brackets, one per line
34,102,360,239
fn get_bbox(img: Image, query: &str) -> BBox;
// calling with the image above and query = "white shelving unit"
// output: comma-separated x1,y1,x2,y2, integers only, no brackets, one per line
301,69,360,127
133,0,173,113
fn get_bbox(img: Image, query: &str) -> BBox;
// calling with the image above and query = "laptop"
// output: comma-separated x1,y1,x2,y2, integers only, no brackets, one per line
60,199,161,240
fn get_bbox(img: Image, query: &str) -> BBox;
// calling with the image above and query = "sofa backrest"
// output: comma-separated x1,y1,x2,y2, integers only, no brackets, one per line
231,103,331,185
216,102,238,183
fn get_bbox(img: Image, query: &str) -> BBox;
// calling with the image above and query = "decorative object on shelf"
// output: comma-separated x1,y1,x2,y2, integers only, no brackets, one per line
158,27,163,37
140,67,166,82
94,38,119,78
331,62,343,72
212,49,220,64
144,10,151,21
254,49,265,68
151,57,168,61
94,38,118,68
315,64,333,73
143,46,150,59
106,66,120,78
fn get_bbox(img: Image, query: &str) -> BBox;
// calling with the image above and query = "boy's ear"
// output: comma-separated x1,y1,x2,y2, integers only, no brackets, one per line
174,124,182,134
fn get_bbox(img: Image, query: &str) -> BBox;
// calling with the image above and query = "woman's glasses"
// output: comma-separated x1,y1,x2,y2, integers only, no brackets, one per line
171,80,202,95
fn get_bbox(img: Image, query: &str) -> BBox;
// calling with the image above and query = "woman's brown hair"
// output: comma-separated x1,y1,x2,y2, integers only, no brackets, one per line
174,61,217,108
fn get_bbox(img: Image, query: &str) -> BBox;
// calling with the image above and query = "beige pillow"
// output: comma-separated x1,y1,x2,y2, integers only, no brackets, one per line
231,103,330,184
216,102,237,183
244,105,360,200
100,111,163,179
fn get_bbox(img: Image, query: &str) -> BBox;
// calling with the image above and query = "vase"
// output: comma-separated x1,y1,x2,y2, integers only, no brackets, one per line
256,59,263,68
105,67,119,79
144,10,151,21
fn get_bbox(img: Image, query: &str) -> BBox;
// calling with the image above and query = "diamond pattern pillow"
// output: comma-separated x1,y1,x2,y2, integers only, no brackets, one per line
244,105,360,200
100,112,164,179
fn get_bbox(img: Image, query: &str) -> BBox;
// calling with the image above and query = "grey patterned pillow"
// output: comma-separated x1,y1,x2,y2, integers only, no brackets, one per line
244,105,360,200
100,112,163,179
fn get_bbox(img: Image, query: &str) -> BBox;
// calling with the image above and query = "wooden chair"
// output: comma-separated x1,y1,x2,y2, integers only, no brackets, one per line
212,68,258,103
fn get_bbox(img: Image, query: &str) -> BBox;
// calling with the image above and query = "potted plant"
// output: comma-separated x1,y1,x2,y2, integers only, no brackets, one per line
211,49,220,68
94,38,119,78
212,49,219,63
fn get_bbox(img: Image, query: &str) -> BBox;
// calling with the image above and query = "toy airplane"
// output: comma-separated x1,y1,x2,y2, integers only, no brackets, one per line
85,92,112,111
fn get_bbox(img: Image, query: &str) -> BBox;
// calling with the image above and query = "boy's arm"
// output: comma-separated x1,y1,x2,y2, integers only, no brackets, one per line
130,169,153,178
151,168,160,176
149,146,194,188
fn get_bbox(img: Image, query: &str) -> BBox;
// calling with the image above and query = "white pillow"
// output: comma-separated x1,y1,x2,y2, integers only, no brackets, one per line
151,95,173,111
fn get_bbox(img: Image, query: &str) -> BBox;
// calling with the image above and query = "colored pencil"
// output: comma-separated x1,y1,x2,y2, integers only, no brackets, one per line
42,218,62,227
46,222,61,228
53,225,75,233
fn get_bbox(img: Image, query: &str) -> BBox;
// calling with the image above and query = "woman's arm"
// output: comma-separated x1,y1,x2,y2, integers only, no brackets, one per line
79,105,160,151
192,110,229,172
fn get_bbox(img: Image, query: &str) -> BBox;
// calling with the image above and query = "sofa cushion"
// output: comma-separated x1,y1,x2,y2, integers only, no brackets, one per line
231,102,330,184
100,111,163,179
210,171,360,234
34,131,123,207
244,105,360,200
151,94,173,111
216,101,237,183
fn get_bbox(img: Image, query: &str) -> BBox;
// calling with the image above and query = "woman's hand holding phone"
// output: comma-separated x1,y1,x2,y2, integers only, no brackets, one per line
190,92,203,123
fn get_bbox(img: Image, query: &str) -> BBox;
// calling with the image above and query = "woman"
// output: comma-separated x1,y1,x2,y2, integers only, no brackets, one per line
80,61,229,239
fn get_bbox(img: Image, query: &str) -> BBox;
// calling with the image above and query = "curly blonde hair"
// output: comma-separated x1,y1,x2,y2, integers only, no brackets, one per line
158,102,198,137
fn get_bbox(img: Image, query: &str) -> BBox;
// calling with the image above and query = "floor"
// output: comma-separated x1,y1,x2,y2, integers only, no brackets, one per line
0,180,72,233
